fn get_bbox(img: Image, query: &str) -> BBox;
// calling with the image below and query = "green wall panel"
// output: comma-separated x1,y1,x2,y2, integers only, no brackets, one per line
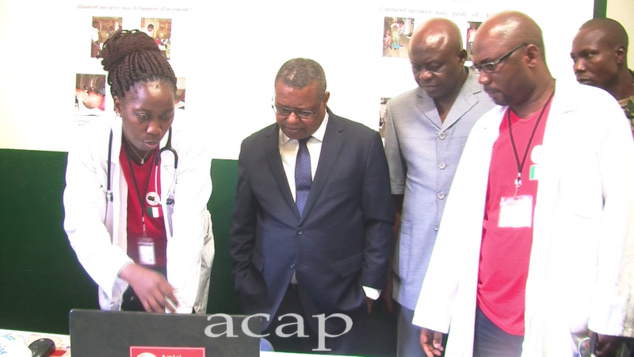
594,0,607,18
0,150,239,334
207,159,241,314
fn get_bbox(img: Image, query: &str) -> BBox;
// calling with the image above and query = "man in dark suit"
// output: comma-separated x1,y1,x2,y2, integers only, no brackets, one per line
230,58,395,355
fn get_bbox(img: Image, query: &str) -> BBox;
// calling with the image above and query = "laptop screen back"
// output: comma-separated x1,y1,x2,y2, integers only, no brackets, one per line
69,309,261,357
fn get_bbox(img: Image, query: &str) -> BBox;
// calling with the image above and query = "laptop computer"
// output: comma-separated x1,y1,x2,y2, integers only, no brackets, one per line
69,309,261,357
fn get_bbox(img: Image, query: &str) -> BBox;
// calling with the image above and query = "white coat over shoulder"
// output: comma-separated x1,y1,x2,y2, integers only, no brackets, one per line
64,112,214,313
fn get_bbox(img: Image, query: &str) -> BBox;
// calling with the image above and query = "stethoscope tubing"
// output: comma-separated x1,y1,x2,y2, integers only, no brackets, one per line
106,127,178,203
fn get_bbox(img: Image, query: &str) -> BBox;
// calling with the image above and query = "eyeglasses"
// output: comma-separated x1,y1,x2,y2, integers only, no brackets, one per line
272,105,318,119
473,43,528,74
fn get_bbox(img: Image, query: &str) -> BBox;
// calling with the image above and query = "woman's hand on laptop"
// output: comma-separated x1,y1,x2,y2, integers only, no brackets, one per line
120,264,180,313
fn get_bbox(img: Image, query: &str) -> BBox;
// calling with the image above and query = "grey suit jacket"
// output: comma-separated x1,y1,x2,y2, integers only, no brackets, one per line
383,69,496,310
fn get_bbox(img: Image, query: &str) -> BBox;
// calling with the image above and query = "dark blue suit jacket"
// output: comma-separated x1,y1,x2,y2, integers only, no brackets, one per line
230,110,395,332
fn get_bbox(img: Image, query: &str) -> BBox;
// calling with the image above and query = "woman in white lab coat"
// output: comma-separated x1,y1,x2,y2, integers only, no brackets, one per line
64,29,214,314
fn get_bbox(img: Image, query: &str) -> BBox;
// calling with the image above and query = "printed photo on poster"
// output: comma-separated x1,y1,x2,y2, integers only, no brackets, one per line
379,97,391,138
141,18,172,60
383,17,415,58
73,74,186,129
466,21,482,62
175,77,186,110
91,16,122,58
75,74,106,115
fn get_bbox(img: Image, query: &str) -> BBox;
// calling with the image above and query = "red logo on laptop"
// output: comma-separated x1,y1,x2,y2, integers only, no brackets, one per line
130,346,205,357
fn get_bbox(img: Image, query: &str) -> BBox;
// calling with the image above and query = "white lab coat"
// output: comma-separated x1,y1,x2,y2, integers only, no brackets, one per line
413,81,634,356
64,113,214,313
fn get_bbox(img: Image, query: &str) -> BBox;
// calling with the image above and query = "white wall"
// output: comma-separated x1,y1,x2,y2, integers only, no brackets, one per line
0,0,594,159
607,0,634,64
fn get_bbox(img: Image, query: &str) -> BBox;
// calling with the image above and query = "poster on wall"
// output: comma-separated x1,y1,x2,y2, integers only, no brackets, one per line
375,0,593,133
73,4,191,128
0,0,594,153
377,3,496,134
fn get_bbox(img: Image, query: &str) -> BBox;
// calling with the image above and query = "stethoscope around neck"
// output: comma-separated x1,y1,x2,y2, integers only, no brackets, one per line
105,127,178,204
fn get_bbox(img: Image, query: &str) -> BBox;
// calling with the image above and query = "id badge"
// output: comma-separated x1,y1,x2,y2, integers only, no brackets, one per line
138,238,156,265
498,195,533,228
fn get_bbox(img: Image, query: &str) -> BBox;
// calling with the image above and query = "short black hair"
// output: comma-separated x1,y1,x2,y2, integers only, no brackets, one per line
275,58,327,96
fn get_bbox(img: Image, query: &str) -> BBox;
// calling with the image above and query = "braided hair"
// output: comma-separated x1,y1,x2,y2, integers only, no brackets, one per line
100,29,176,99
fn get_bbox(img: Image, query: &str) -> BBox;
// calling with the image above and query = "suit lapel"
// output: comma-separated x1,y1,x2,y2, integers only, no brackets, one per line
441,71,480,129
414,69,481,130
264,125,301,219
414,87,442,129
299,113,345,222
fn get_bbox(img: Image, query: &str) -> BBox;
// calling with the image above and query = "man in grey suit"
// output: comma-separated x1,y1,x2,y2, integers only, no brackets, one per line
230,58,395,355
383,18,495,356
